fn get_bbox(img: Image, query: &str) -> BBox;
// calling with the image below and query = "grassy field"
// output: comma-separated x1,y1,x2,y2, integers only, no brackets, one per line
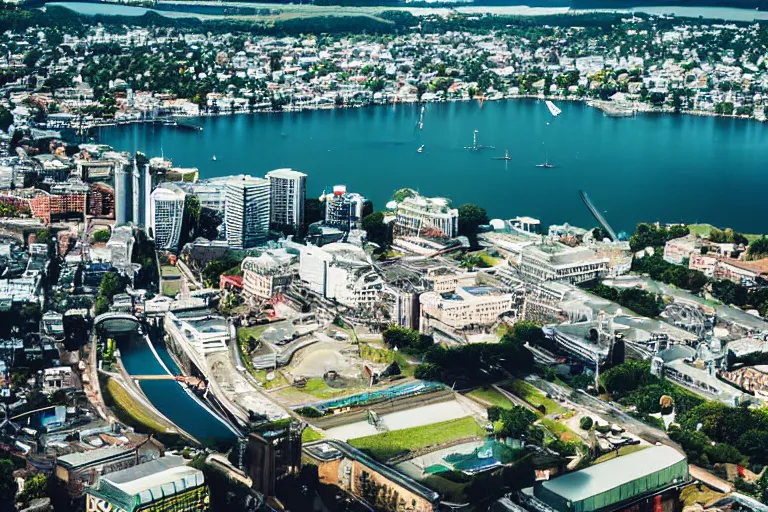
688,223,765,243
302,426,324,443
359,343,414,376
539,417,581,443
106,378,171,434
680,483,725,507
254,369,289,390
505,380,565,415
592,444,647,464
300,377,367,399
466,386,514,408
237,324,270,344
348,417,485,461
160,265,183,297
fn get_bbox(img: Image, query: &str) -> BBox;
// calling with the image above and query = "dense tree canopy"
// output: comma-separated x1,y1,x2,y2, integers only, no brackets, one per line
628,223,689,252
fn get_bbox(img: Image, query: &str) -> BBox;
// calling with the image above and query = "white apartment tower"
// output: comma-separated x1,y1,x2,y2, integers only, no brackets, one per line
149,183,186,250
225,175,270,249
266,168,307,229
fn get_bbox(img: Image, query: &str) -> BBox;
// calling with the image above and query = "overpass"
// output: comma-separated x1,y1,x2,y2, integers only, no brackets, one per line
94,312,143,333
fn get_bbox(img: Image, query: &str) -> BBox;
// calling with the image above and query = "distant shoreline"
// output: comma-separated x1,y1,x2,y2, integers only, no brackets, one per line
90,94,762,134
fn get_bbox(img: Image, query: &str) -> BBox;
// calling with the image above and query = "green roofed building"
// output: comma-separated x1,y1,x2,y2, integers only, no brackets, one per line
85,456,209,512
533,445,689,512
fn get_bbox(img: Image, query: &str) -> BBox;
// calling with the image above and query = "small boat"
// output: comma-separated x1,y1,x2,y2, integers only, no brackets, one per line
212,155,217,161
417,145,425,153
493,149,511,161
418,122,423,130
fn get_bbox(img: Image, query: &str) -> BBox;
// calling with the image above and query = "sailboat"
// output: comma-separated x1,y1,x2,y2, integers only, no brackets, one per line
417,144,425,153
535,160,555,169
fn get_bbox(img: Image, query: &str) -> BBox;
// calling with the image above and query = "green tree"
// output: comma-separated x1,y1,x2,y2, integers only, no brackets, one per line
361,211,389,249
458,203,489,248
92,229,111,243
17,473,46,505
0,459,17,510
510,321,543,343
0,107,12,132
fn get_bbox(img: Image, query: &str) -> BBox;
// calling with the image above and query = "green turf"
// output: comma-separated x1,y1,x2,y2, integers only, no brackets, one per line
505,380,565,415
467,386,514,408
348,417,485,461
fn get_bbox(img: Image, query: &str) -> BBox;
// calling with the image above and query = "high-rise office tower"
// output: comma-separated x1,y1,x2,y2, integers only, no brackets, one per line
266,168,307,229
149,183,186,250
224,175,270,249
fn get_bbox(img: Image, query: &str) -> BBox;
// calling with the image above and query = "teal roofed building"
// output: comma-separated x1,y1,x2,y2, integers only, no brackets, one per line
85,456,209,512
533,445,689,512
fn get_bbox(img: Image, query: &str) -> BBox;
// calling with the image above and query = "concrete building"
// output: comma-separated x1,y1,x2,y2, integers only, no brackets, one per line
520,243,610,284
224,175,270,249
420,286,517,335
298,243,383,309
321,185,365,231
42,366,74,394
664,234,701,265
266,168,307,229
179,178,228,213
149,184,186,250
164,310,232,357
393,193,459,238
305,440,439,512
106,226,135,270
714,257,768,286
241,252,295,300
87,183,115,219
28,190,86,224
56,445,139,497
85,456,209,512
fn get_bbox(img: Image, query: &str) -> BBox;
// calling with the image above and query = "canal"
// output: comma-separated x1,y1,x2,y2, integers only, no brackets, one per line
100,99,768,235
117,331,238,445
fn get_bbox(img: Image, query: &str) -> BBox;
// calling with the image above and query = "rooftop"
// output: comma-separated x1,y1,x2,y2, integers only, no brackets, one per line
57,445,135,469
93,456,204,512
538,445,685,502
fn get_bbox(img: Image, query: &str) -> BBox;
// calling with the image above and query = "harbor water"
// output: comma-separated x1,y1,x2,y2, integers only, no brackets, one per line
100,100,768,235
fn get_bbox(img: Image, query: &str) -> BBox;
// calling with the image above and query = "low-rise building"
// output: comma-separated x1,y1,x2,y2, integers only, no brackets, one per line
42,366,74,394
392,192,459,239
533,445,689,512
298,243,382,309
663,234,701,265
55,445,139,497
241,252,295,300
714,257,768,286
85,456,209,512
520,244,609,284
420,285,518,336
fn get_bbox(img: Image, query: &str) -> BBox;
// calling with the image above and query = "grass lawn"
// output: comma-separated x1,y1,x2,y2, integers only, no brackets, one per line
237,324,270,344
505,380,565,415
539,418,580,443
302,426,324,443
359,343,414,376
348,417,485,461
689,223,764,243
301,378,366,399
107,378,170,433
253,369,289,390
680,484,725,507
467,386,514,408
592,444,647,465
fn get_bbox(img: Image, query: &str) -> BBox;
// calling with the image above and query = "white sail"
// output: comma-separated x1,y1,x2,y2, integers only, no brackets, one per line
545,100,562,117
